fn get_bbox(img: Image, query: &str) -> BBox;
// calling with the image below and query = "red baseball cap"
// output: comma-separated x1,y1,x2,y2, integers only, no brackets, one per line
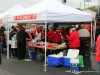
18,24,22,27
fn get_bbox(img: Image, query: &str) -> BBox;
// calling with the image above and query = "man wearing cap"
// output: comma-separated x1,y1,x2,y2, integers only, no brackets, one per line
17,24,22,31
33,24,38,37
66,26,80,49
78,24,90,58
17,27,30,60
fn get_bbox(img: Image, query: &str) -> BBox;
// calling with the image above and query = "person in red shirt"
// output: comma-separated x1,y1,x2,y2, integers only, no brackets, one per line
87,25,93,42
96,35,100,75
33,24,38,37
61,27,67,42
65,27,70,36
47,27,54,43
53,27,63,44
66,26,80,49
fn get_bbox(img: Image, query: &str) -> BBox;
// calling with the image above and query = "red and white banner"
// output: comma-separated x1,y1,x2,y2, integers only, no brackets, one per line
0,19,2,23
14,14,36,20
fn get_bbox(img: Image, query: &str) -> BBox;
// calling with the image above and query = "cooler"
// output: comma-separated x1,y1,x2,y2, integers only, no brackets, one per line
70,59,79,71
64,49,79,66
64,57,71,66
48,55,63,66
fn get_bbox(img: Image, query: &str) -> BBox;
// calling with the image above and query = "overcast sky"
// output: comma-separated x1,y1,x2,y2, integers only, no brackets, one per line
0,0,98,13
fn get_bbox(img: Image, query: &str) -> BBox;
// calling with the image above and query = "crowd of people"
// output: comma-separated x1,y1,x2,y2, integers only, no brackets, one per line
32,24,95,59
0,23,100,61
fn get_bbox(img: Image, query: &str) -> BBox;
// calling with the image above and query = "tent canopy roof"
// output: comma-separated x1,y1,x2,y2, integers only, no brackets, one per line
0,4,25,19
84,9,96,21
9,0,92,23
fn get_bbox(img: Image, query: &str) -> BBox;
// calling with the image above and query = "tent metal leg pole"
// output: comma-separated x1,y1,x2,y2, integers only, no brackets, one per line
7,16,9,59
93,21,95,47
44,13,47,72
94,20,97,46
95,19,97,39
91,22,93,47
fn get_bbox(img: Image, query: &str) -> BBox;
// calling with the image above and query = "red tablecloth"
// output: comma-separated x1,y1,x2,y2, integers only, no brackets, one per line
27,43,46,49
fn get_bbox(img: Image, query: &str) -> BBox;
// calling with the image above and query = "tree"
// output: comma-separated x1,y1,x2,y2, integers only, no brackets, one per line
76,8,83,11
86,5,99,12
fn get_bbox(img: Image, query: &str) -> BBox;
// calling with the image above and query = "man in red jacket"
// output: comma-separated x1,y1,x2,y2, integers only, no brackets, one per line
66,26,80,49
96,35,100,75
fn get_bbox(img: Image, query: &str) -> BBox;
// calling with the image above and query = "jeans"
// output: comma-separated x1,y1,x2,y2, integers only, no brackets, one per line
98,62,100,75
0,44,3,54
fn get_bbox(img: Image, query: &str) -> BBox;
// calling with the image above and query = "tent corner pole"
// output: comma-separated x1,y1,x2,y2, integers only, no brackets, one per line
44,12,47,72
94,19,97,46
91,22,93,47
7,15,9,59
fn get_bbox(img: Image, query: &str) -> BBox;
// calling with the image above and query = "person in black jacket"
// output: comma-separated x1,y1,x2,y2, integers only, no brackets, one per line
17,27,30,60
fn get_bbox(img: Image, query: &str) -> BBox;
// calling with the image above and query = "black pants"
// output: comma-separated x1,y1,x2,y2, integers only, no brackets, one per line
55,42,61,44
35,47,42,53
79,37,87,57
17,42,26,60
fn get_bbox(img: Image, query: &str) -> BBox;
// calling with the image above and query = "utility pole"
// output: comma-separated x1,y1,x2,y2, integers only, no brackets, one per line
88,2,89,8
98,0,99,13
84,0,85,10
80,2,81,9
62,0,66,4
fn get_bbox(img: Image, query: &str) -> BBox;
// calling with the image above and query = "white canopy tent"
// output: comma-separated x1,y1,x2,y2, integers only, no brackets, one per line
0,4,25,23
8,0,92,71
0,4,25,59
9,0,92,23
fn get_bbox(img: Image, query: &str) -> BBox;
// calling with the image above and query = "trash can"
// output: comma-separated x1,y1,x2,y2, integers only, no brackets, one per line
90,47,99,71
28,50,36,59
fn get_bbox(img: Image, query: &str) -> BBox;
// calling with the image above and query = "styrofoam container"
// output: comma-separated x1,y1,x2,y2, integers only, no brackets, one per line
67,49,79,58
70,59,79,63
